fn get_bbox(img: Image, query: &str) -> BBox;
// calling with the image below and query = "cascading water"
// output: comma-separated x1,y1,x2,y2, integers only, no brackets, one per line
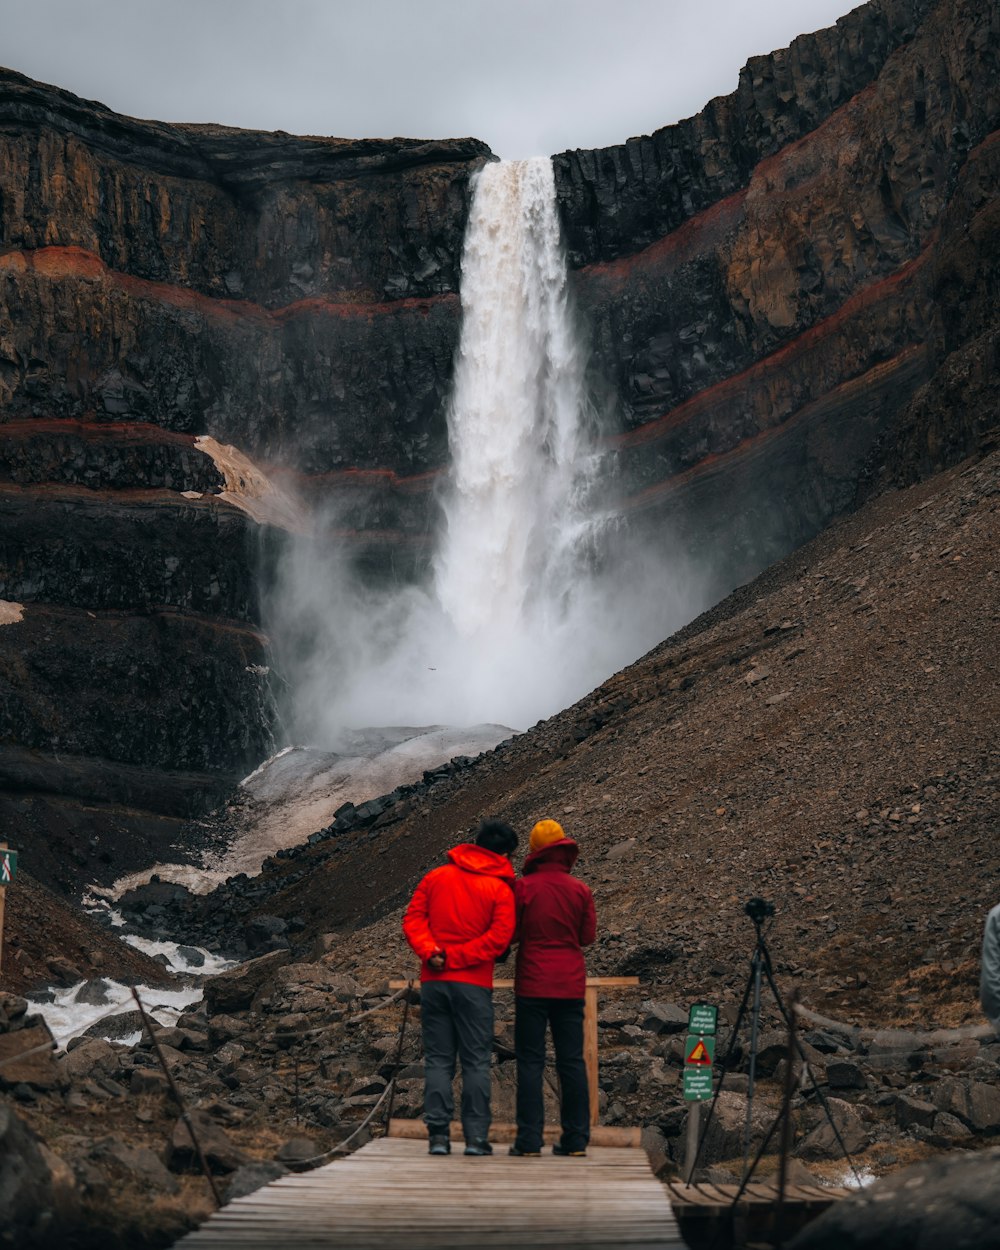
269,157,698,737
434,158,599,639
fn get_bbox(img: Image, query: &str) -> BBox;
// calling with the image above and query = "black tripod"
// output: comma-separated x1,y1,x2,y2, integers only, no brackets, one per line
686,899,863,1191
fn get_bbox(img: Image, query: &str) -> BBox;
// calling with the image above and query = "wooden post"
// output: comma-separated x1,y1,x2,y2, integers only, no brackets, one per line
0,842,6,983
684,1100,702,1182
584,983,599,1126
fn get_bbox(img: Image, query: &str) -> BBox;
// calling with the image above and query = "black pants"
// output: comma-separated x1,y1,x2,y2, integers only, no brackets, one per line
514,996,589,1152
420,980,494,1142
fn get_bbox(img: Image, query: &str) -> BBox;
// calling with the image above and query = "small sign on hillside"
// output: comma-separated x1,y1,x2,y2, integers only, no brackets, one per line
0,849,16,883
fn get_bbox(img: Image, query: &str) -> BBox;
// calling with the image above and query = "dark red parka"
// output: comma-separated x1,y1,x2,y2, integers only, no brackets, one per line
402,844,516,988
514,839,596,999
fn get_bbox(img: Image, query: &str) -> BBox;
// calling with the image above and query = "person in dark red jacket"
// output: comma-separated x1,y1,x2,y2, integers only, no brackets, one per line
402,819,517,1156
511,819,597,1157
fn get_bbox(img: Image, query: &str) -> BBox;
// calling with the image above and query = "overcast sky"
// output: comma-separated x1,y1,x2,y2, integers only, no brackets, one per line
3,0,860,159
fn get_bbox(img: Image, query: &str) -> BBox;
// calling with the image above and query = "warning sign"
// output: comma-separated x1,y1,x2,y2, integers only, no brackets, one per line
683,1067,713,1101
0,850,15,884
684,1034,716,1066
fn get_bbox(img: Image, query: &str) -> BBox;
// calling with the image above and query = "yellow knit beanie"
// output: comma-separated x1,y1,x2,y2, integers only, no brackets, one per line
529,819,565,853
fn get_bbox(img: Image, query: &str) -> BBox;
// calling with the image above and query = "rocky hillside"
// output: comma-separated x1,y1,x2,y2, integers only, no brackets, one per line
2,439,998,1248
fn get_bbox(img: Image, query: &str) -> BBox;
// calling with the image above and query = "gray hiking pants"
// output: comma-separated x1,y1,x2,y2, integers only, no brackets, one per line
420,980,493,1141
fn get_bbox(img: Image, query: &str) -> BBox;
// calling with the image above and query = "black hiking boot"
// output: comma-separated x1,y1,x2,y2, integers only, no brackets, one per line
463,1139,493,1155
508,1143,541,1157
428,1128,451,1155
552,1141,587,1157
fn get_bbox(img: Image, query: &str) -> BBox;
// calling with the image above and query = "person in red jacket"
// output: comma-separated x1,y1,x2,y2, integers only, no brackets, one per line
511,818,596,1158
402,819,517,1157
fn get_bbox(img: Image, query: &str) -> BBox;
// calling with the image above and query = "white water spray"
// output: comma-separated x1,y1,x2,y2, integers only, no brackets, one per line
270,158,701,737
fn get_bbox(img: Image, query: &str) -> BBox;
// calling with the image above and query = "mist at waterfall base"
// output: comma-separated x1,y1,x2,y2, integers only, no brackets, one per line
268,160,707,743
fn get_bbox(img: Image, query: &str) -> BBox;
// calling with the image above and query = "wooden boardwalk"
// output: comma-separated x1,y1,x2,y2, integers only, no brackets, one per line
174,1136,684,1249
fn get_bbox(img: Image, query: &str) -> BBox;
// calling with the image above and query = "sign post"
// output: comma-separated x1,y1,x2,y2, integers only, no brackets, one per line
683,1002,717,1181
0,843,16,981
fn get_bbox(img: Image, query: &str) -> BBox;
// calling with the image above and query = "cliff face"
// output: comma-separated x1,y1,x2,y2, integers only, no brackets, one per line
554,0,999,581
0,76,489,886
1,0,998,886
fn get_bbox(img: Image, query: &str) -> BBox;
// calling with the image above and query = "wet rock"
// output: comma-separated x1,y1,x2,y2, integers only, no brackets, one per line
789,1146,1000,1250
176,945,206,968
119,878,195,912
207,1014,253,1046
243,914,288,951
83,1009,144,1041
72,978,115,1006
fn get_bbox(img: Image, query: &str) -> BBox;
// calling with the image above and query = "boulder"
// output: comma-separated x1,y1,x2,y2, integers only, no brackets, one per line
0,1102,74,1245
203,950,292,1015
789,1147,1000,1250
168,1110,249,1174
87,1136,179,1193
72,979,115,1006
796,1099,869,1161
930,1077,1000,1132
826,1060,868,1090
0,994,30,1033
0,1023,59,1090
894,1094,937,1131
275,1136,318,1164
690,1090,772,1166
640,1001,689,1035
225,1160,287,1202
59,1038,122,1082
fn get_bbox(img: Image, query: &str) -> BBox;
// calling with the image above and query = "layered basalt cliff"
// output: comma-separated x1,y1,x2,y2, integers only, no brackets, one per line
1,0,998,886
0,83,489,884
554,0,999,579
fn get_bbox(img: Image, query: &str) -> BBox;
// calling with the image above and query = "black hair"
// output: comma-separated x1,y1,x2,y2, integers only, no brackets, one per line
474,819,518,856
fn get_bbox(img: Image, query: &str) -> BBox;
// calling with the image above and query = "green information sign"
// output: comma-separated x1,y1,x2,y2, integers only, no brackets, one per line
684,1033,716,1066
0,849,16,884
688,1003,718,1035
683,1066,714,1101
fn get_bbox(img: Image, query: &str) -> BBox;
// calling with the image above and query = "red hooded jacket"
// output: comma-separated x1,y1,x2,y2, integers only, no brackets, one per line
514,839,596,999
402,844,516,989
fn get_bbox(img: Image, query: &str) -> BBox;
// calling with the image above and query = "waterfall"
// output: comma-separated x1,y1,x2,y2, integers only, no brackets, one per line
434,158,598,639
269,158,698,737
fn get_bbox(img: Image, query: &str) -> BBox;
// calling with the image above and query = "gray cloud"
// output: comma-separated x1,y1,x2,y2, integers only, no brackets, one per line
2,0,859,157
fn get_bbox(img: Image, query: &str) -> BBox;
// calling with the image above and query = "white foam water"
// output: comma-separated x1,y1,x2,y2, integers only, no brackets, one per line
435,157,602,639
26,980,206,1050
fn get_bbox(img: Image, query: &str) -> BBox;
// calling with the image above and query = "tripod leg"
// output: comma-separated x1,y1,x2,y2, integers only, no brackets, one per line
685,962,756,1183
761,953,864,1187
743,948,764,1179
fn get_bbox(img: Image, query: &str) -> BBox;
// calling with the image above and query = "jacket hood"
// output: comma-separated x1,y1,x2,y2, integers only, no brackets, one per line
447,843,516,880
522,838,579,874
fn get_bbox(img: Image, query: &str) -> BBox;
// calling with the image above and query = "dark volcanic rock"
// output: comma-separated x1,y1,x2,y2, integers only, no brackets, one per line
789,1147,1000,1250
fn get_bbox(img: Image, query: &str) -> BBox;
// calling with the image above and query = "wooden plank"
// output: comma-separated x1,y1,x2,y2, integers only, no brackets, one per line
386,1118,642,1148
173,1137,682,1248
